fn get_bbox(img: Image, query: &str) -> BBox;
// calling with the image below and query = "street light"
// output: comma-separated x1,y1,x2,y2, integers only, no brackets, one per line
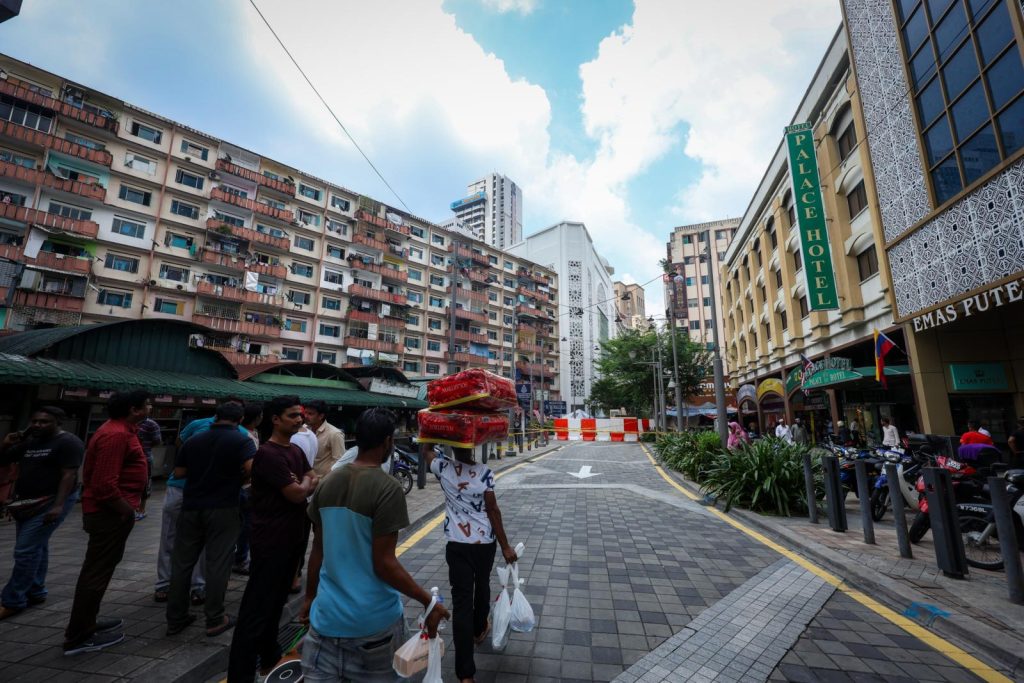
668,273,685,431
699,249,729,445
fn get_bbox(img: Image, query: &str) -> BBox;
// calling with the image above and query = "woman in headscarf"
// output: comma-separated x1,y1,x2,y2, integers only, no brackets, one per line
727,421,749,450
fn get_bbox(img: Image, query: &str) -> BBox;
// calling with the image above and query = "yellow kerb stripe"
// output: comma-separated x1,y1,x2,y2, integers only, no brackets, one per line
639,444,1010,682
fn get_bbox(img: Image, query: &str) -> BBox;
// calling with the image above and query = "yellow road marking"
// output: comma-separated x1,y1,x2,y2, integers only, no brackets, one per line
639,444,1010,682
396,445,562,557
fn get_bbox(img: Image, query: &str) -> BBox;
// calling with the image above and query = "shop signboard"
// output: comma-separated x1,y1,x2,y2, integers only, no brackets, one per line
911,276,1024,331
785,123,839,311
515,382,532,409
802,357,860,389
949,363,1008,391
737,383,757,405
544,400,567,417
756,378,785,401
785,367,803,395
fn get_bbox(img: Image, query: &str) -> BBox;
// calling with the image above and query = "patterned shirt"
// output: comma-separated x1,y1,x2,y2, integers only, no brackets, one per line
431,455,495,544
82,419,148,514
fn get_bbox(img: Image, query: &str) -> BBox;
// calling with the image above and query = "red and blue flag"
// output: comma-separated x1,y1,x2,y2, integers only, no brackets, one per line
874,329,897,388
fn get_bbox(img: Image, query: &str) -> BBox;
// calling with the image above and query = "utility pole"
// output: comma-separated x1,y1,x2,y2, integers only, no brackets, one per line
702,248,729,445
448,242,460,374
668,275,684,431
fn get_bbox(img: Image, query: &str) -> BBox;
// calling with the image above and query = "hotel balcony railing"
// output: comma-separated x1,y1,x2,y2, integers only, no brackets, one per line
345,335,400,354
0,79,119,133
210,186,295,222
0,120,112,166
216,159,295,196
0,160,107,201
0,202,99,238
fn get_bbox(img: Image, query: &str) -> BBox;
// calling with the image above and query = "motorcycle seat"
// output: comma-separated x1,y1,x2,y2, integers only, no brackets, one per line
1005,469,1024,486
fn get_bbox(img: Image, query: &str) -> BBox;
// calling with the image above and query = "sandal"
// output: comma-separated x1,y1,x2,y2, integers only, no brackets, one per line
166,614,196,636
206,615,236,637
474,619,491,645
153,591,168,603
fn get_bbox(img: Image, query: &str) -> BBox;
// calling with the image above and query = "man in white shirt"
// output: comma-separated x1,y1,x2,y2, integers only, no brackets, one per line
290,425,318,469
775,419,794,444
881,418,901,449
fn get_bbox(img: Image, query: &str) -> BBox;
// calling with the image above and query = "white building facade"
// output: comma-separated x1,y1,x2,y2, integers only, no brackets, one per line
509,221,617,412
449,173,522,250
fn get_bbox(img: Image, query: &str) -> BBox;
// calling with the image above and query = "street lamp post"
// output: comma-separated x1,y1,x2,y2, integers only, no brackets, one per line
700,249,729,445
668,274,685,431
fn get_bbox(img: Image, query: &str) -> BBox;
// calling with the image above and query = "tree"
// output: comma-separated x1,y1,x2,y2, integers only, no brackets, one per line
589,328,711,417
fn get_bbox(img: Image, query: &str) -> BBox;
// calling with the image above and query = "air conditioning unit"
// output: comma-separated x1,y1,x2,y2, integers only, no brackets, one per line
184,156,191,162
149,279,157,286
176,284,184,290
208,171,220,180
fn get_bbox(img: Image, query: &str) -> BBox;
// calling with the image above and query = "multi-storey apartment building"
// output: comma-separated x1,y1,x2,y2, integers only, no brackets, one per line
449,173,522,250
664,219,738,363
613,281,646,331
0,55,558,396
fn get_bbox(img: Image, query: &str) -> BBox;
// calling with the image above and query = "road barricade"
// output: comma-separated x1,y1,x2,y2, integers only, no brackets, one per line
552,417,648,441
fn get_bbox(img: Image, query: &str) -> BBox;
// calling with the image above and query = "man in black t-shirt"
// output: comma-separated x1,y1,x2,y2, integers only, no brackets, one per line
166,402,256,638
0,407,84,619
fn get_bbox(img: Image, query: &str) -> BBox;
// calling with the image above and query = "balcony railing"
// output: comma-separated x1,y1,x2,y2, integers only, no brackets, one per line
448,286,488,303
216,159,295,196
196,280,246,302
515,361,551,378
454,329,489,344
0,244,92,274
346,309,381,324
451,307,488,323
0,202,99,238
206,218,290,250
516,305,551,321
517,286,549,301
446,351,490,365
0,160,107,201
344,335,400,354
192,313,282,338
349,258,409,282
201,249,247,270
451,244,489,266
0,120,112,166
13,289,85,312
352,233,388,252
517,268,552,286
210,186,294,222
466,270,493,284
216,349,281,366
0,79,119,133
249,261,288,279
347,283,406,305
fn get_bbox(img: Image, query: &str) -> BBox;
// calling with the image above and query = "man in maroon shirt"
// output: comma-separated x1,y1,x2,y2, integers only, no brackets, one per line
64,390,152,656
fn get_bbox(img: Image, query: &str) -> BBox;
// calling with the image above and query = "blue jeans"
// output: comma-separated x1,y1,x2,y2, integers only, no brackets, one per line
301,618,406,682
2,492,78,609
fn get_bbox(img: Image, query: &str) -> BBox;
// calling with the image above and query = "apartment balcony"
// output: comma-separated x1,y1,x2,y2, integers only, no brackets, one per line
206,218,289,250
352,233,388,252
244,290,285,307
0,120,113,166
0,244,93,274
355,208,386,228
466,270,494,285
516,339,545,353
216,349,281,366
379,265,408,283
451,244,489,266
249,261,288,279
345,336,400,354
347,283,406,305
447,352,490,366
216,159,295,196
201,248,247,271
517,268,552,286
448,286,488,303
349,258,408,282
192,313,282,339
0,202,99,238
0,160,107,201
515,361,551,378
454,329,489,344
517,286,550,302
346,309,383,324
13,289,85,312
515,304,549,321
210,186,295,222
0,78,119,133
196,280,246,303
450,307,488,324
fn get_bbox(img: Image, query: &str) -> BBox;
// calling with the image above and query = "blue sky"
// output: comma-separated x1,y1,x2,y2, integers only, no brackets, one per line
0,0,842,310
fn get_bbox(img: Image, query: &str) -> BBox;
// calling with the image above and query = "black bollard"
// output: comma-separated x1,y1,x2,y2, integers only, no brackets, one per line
885,463,912,559
417,444,427,490
988,476,1024,604
821,455,847,533
923,467,967,579
803,450,818,524
854,460,875,544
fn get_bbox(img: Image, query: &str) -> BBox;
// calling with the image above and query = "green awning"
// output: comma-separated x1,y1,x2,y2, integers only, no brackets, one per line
0,354,426,409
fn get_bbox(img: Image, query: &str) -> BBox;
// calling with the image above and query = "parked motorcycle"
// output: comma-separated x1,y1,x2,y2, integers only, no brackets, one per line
908,454,988,544
870,447,926,521
958,469,1024,571
390,447,417,495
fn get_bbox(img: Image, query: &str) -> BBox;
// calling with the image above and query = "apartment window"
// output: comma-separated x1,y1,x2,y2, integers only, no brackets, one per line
689,320,701,330
774,269,783,289
299,184,322,201
112,217,146,239
65,132,103,150
704,319,713,329
298,210,320,226
836,122,857,161
841,178,870,220
426,363,440,375
213,211,244,228
119,184,152,206
326,219,348,235
407,291,424,304
292,262,314,278
0,148,35,168
688,298,698,308
683,256,694,265
294,236,315,251
503,296,514,306
405,337,422,350
125,153,157,175
410,225,425,238
798,295,809,318
326,245,345,259
897,0,1024,204
159,263,190,282
785,193,796,228
263,197,284,210
154,298,184,315
0,95,53,133
682,235,692,244
431,234,445,245
179,139,209,160
793,249,803,272
490,311,498,321
256,223,286,238
503,333,513,343
130,121,163,144
430,254,444,267
430,274,445,286
46,201,91,222
222,185,248,199
165,232,192,249
780,310,788,331
407,268,423,282
324,269,344,286
317,351,337,364
288,290,311,305
504,277,514,288
504,261,513,270
282,347,304,361
403,361,420,373
503,314,513,325
718,251,727,260
428,318,442,330
429,295,444,307
685,277,695,286
322,296,342,311
700,275,709,285
97,289,133,308
488,291,498,302
284,318,307,333
104,252,139,273
767,219,778,250
857,245,880,281
407,313,421,326
170,199,199,219
703,297,712,307
330,195,350,211
409,247,424,260
175,168,204,190
319,323,341,337
427,340,442,352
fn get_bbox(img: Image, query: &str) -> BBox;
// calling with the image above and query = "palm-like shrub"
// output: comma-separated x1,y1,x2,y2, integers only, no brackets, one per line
655,430,722,481
699,437,815,516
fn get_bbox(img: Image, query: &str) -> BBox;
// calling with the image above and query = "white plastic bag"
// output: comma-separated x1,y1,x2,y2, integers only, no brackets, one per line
491,564,512,651
509,561,536,633
422,635,443,683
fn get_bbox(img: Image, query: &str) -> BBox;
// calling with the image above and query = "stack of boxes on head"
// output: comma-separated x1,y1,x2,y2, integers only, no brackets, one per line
417,369,515,448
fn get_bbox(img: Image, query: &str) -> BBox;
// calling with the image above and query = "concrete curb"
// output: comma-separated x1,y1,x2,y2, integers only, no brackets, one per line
659,464,1024,678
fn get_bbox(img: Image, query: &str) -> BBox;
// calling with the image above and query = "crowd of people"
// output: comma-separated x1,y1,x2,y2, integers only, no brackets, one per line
0,390,517,683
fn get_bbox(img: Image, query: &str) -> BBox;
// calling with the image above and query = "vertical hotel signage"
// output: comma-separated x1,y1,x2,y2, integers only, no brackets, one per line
785,123,839,311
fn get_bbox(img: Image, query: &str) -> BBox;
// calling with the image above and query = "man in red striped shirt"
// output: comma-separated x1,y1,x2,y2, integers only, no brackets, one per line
63,390,152,656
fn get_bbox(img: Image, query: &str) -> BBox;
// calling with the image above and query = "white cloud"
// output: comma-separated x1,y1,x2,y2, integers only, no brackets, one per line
478,0,539,15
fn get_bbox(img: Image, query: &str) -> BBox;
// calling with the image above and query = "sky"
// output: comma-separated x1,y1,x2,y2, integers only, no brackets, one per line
0,0,842,314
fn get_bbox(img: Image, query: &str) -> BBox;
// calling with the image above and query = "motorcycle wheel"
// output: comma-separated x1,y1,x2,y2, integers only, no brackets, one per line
394,469,413,496
870,488,888,522
908,511,930,544
960,514,1003,571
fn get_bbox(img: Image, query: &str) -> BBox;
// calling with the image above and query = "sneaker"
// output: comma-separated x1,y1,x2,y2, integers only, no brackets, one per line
134,511,146,521
96,618,124,633
63,630,125,656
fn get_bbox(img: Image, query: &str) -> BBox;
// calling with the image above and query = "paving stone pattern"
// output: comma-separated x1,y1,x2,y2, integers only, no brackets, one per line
769,591,985,683
612,559,835,683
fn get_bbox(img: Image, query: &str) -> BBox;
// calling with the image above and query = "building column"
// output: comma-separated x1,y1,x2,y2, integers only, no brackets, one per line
781,368,793,423
904,324,955,435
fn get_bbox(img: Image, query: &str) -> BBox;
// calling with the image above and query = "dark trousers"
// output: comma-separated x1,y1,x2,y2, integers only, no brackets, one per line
64,511,135,646
234,489,251,566
226,546,301,682
167,507,240,629
446,541,496,680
